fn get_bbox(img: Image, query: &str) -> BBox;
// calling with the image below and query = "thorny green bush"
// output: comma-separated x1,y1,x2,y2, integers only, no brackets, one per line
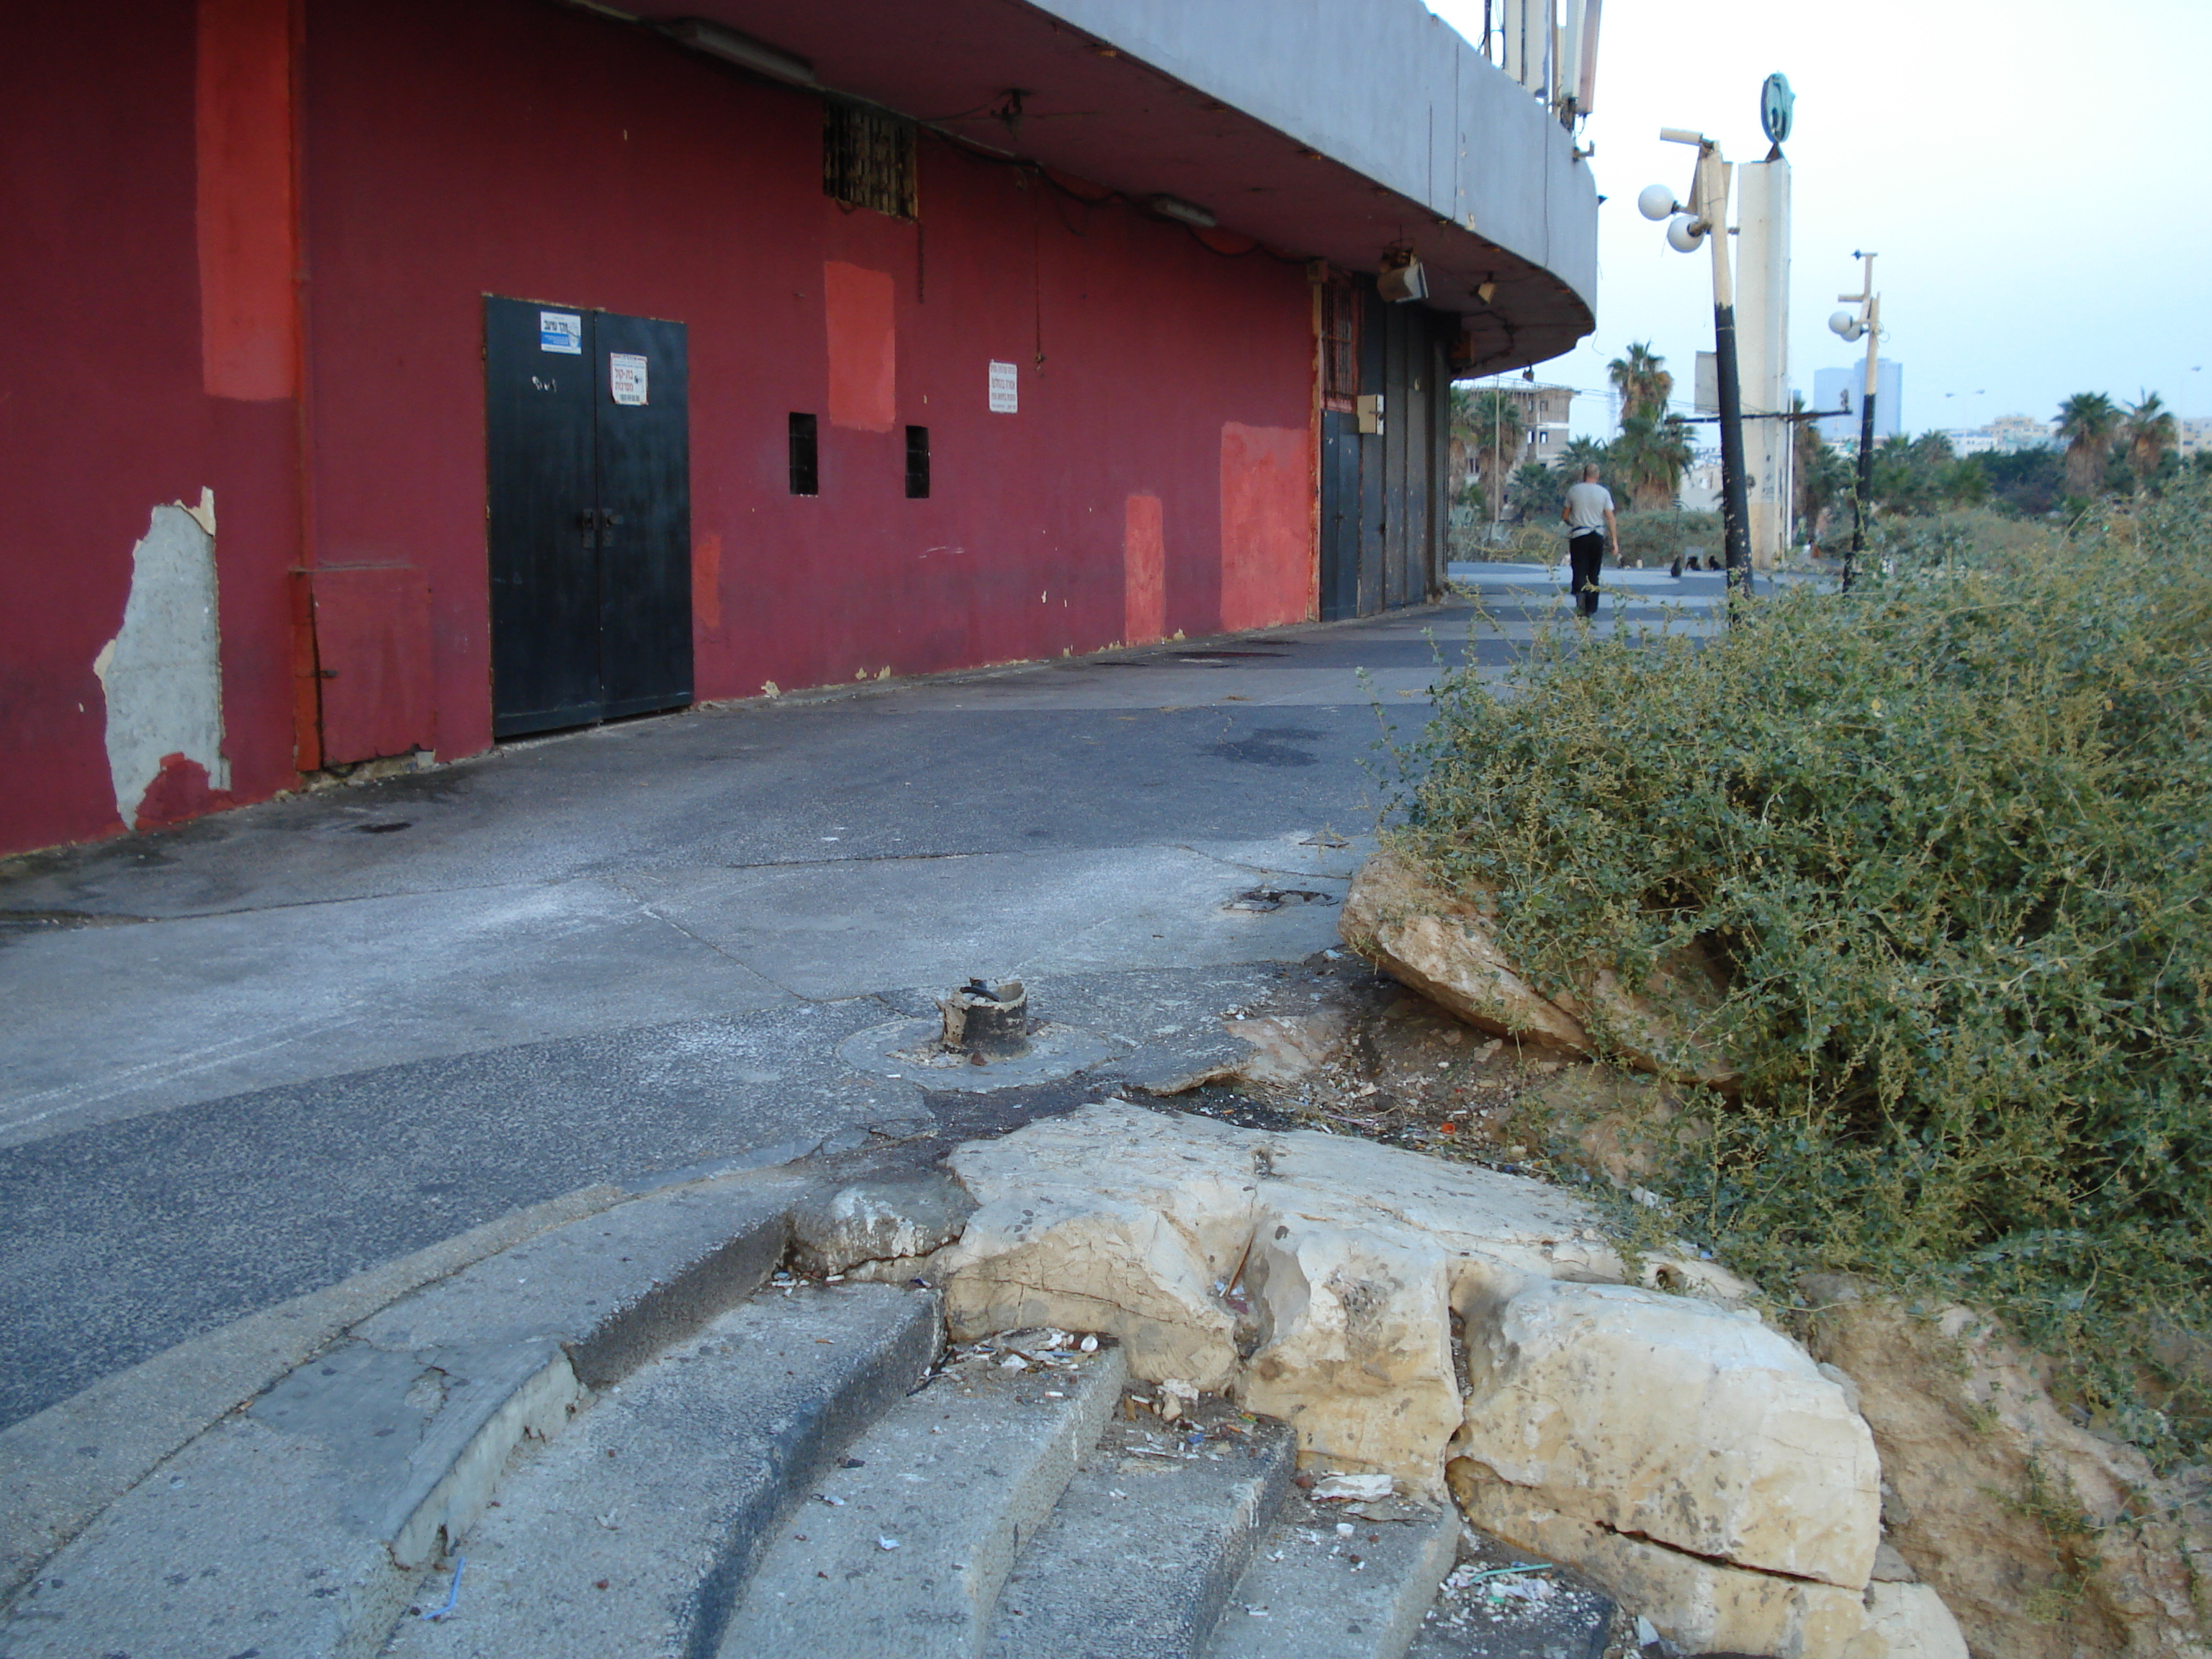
1398,480,2212,1466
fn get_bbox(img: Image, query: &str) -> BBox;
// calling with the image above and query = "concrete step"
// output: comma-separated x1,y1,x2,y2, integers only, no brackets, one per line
379,1279,940,1659
986,1400,1297,1659
1204,1488,1461,1659
0,1171,801,1659
714,1330,1128,1659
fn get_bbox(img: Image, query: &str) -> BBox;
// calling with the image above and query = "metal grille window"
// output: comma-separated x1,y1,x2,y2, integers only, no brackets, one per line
904,426,930,499
788,413,819,496
823,100,917,220
1320,282,1360,412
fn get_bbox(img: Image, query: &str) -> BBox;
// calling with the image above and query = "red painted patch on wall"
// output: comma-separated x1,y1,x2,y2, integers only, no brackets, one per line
1218,423,1313,632
693,531,724,635
1123,493,1165,645
310,565,433,763
824,261,896,432
134,753,238,830
197,0,297,401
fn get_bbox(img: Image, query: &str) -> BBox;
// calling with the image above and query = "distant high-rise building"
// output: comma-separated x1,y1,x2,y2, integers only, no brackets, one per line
1810,360,1902,444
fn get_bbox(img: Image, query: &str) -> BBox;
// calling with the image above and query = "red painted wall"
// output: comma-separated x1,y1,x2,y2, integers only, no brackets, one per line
1,1,303,856
0,0,1316,856
301,0,1316,759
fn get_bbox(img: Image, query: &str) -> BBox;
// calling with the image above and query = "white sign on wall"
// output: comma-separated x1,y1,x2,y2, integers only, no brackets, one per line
988,360,1018,414
539,311,583,354
609,353,649,407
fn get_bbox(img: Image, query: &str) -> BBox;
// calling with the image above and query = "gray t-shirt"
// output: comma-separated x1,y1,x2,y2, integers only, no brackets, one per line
1564,480,1614,531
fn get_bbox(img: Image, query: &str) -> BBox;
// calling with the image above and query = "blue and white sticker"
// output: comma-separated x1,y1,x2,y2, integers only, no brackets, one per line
539,311,583,354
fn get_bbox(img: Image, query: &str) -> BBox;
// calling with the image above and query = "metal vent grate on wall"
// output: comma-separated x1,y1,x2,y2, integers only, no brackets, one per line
823,100,917,220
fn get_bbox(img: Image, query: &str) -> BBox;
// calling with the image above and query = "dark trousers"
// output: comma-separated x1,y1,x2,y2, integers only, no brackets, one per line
1569,531,1606,616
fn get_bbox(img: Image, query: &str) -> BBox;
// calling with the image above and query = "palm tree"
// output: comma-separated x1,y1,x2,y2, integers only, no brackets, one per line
1451,386,1527,518
2121,391,2179,491
2054,392,2120,498
1610,411,1694,511
1792,400,1850,541
1607,343,1673,425
1559,436,1611,485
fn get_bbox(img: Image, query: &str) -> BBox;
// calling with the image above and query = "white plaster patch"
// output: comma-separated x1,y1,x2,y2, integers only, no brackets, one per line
95,496,229,827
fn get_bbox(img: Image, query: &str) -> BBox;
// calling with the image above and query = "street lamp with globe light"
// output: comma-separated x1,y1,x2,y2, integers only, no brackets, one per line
1828,254,1881,590
1639,128,1752,597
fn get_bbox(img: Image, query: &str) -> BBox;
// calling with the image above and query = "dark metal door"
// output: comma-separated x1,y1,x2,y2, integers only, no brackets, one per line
593,313,692,721
487,297,601,737
1318,410,1360,621
485,298,692,739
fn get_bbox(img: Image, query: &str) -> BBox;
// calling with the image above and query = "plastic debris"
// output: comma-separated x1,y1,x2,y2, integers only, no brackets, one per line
420,1557,465,1621
1313,1472,1394,1501
999,1354,1029,1371
1078,1334,1100,1353
877,1536,901,1551
1335,1522,1356,1537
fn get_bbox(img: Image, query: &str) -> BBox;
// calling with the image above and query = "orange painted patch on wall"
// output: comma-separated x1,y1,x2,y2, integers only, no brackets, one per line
1123,494,1165,644
197,0,297,400
1218,423,1313,632
824,261,896,431
693,531,723,633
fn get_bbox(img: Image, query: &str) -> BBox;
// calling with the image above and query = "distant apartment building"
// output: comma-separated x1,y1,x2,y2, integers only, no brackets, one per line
2180,417,2212,459
1811,360,1902,445
1451,381,1574,494
1987,413,2058,452
1512,383,1575,465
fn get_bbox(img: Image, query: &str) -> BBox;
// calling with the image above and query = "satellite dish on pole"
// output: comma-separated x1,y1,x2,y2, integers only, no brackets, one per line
1760,73,1795,145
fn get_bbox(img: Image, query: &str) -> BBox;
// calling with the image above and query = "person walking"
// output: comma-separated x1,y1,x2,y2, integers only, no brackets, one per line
1560,463,1618,619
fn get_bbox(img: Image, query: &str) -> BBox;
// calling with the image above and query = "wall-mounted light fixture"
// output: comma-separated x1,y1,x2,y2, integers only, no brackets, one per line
1378,248,1427,303
660,19,817,86
1148,194,1218,229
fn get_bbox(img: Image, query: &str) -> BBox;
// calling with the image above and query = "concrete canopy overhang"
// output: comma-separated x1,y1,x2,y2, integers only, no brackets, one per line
579,0,1598,372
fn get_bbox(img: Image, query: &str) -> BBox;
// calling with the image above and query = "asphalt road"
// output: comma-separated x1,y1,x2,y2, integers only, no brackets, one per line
0,572,1735,1431
0,600,1536,1429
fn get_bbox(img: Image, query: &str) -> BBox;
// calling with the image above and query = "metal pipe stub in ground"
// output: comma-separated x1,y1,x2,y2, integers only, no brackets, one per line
940,979,1030,1058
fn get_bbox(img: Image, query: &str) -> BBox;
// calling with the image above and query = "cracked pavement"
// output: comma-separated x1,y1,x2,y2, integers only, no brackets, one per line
0,576,1727,1432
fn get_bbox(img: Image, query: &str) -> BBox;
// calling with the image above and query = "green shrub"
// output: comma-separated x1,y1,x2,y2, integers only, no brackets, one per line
1399,482,2212,1464
1611,510,1721,567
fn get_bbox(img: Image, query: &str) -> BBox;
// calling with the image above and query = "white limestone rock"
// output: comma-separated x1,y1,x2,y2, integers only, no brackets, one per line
1451,1272,1881,1587
1338,846,1735,1085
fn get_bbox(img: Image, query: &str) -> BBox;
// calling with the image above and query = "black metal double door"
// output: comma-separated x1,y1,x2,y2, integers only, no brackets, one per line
486,297,692,739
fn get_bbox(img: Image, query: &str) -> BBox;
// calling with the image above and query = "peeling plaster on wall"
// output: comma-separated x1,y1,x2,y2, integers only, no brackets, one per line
94,493,230,828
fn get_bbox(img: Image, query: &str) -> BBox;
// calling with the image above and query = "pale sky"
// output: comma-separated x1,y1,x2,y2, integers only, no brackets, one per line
1424,0,2212,441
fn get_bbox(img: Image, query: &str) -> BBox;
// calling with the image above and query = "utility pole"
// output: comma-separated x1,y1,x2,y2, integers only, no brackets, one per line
1830,253,1881,591
1647,130,1751,598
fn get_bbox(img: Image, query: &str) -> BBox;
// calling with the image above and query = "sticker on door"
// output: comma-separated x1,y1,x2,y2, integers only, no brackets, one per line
609,353,649,406
540,311,583,354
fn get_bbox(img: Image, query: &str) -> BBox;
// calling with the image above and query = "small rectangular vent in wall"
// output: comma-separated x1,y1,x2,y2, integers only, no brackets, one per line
823,101,917,220
788,413,819,495
904,426,930,499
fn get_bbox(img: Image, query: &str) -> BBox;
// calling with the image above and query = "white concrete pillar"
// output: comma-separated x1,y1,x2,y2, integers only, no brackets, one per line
1736,157,1792,570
